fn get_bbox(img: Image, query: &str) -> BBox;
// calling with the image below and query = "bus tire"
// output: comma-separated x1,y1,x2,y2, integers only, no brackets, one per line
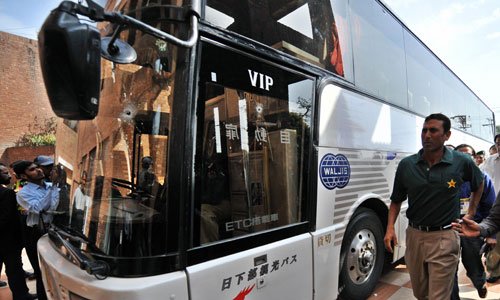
339,207,384,299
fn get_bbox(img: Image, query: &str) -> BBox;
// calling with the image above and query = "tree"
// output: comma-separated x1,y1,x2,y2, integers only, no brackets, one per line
15,117,57,147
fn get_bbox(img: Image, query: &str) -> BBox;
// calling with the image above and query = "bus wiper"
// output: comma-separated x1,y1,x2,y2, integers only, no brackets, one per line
48,227,110,280
43,211,104,254
52,224,104,254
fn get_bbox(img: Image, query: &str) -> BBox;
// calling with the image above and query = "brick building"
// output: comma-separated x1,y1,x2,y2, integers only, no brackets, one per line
0,31,56,164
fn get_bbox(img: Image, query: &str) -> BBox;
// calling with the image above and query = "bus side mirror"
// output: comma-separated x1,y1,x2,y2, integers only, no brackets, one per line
38,2,101,120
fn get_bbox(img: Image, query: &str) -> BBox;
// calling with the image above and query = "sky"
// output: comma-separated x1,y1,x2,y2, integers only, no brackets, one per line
382,0,500,124
0,0,499,123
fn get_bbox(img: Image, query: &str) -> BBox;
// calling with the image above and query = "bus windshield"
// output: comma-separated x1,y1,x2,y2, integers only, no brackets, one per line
52,24,180,260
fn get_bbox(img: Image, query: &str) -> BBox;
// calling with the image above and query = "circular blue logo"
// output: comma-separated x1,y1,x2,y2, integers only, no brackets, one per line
319,153,351,190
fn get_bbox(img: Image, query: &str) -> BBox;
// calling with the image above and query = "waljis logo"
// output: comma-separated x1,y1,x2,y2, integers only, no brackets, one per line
319,153,351,190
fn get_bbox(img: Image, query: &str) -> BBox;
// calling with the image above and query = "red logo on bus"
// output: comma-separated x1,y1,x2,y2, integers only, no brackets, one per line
233,284,255,300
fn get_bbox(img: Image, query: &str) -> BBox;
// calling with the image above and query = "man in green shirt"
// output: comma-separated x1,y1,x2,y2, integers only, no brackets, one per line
384,113,484,299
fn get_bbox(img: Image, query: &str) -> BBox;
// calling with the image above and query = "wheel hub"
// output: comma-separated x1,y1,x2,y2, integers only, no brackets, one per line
346,229,377,284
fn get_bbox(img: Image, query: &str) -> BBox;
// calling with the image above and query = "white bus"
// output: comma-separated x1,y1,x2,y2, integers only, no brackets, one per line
37,0,495,299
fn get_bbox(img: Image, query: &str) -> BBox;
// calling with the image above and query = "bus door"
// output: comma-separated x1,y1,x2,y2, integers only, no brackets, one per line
186,40,315,299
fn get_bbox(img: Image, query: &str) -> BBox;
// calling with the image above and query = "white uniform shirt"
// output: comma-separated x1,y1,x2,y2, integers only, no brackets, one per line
73,186,90,210
481,153,500,196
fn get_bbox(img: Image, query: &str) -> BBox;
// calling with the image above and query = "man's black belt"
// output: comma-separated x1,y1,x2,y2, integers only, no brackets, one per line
409,221,451,232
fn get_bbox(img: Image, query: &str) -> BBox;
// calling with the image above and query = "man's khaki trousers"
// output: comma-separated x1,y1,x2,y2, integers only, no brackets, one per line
405,226,460,300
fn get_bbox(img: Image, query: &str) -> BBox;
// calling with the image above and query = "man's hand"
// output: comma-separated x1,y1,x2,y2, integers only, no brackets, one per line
486,237,497,247
463,214,474,220
384,226,398,253
452,215,480,237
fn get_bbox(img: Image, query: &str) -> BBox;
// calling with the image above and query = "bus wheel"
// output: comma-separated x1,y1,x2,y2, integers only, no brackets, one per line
339,208,384,299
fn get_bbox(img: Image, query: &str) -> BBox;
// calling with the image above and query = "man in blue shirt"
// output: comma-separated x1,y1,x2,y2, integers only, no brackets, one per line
451,144,496,299
15,162,59,227
13,160,59,300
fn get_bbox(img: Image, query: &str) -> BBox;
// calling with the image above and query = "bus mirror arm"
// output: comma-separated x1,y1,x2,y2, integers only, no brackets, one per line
49,228,110,280
109,12,199,48
61,0,200,48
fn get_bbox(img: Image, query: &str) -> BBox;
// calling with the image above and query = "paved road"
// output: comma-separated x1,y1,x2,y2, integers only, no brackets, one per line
0,249,36,300
370,261,500,300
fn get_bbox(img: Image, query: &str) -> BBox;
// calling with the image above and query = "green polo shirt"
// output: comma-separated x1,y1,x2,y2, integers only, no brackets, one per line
391,147,483,227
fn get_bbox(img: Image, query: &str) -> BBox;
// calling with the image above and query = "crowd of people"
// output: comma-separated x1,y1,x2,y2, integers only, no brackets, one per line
0,155,63,300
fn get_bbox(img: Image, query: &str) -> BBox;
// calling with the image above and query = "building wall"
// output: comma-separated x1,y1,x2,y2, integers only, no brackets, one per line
1,145,55,167
55,120,78,172
0,31,56,162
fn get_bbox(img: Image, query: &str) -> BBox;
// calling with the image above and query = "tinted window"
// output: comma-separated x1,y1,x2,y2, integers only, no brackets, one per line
404,30,444,116
442,69,467,130
480,104,495,139
205,0,352,80
350,0,407,106
195,42,313,246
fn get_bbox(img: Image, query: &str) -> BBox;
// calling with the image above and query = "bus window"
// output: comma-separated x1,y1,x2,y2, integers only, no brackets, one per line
480,104,495,139
350,0,407,107
404,29,444,116
195,42,313,246
205,0,353,80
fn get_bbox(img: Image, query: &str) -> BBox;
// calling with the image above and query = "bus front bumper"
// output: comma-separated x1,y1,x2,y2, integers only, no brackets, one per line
37,235,189,300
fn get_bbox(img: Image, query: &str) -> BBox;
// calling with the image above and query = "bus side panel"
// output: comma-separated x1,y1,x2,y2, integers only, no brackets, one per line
316,82,491,259
311,226,341,300
186,234,313,300
38,236,189,300
318,83,422,155
315,83,420,286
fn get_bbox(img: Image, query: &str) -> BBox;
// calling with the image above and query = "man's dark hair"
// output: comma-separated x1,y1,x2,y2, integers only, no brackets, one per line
425,113,451,132
11,160,34,177
141,156,153,169
455,144,476,156
476,150,485,156
495,133,500,142
0,163,10,184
